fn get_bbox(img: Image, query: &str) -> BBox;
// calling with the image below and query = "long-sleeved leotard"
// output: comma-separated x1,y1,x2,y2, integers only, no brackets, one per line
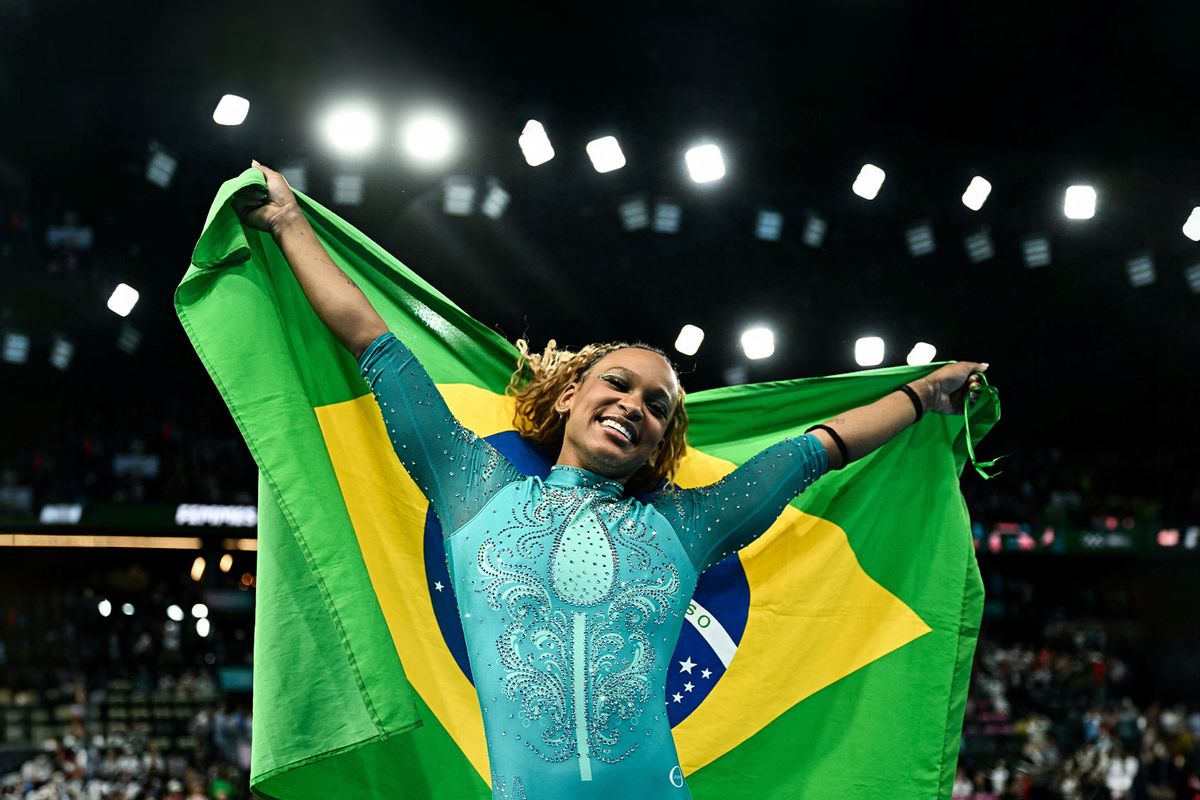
359,332,828,800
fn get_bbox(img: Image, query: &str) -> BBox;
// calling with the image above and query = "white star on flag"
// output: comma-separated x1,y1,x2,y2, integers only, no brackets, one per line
433,581,444,592
684,682,694,693
678,656,697,674
701,668,712,679
672,693,683,703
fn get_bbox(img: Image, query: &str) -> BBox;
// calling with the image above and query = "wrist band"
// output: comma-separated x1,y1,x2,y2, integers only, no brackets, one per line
895,384,924,423
805,424,849,469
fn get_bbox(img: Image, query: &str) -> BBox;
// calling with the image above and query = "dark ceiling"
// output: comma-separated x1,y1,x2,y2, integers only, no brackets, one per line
3,0,1199,477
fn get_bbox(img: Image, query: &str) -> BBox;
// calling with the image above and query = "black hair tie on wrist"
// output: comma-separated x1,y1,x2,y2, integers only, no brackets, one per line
805,424,849,470
896,384,924,423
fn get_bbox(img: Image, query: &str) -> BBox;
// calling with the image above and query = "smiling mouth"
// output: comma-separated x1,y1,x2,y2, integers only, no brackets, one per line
598,417,636,444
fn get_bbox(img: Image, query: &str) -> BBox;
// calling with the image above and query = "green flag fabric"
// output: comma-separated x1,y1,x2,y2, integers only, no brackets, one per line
176,169,1000,799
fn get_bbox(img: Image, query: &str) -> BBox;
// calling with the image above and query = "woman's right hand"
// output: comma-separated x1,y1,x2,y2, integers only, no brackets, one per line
233,160,302,236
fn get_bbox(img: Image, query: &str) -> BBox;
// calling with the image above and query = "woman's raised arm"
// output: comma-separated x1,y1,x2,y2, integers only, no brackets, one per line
234,160,387,359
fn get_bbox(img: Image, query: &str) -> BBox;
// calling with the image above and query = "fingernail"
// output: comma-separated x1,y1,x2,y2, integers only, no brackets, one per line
981,363,989,370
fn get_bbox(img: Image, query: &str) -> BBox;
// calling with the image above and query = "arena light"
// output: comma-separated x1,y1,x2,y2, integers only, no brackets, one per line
107,283,139,317
685,144,725,184
321,103,380,157
121,603,135,616
1022,236,1052,268
907,342,937,365
586,136,626,173
145,143,177,189
3,333,29,364
854,336,885,367
442,176,476,216
167,604,185,622
905,223,936,257
98,599,112,618
332,173,364,205
116,325,141,355
403,114,455,164
279,164,308,194
1184,208,1200,241
196,618,211,638
674,324,704,356
480,179,510,220
964,228,994,263
617,196,649,231
212,94,250,126
191,603,209,619
50,337,73,370
190,556,206,582
1063,185,1096,219
518,120,554,166
802,213,827,248
740,327,775,360
653,200,682,233
961,176,992,211
0,534,201,549
755,210,783,241
1126,254,1155,287
1186,264,1200,294
852,164,885,200
219,553,234,573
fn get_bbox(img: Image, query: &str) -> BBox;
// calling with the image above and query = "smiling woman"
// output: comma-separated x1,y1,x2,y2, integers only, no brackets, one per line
506,339,690,496
235,160,989,800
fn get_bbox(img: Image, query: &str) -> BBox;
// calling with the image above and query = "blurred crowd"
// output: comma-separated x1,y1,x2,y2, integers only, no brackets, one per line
956,622,1200,799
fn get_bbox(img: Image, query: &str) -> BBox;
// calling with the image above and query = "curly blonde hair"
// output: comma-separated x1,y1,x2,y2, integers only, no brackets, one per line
505,338,689,496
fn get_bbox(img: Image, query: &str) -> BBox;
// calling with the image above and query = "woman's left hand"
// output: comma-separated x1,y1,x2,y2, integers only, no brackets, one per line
917,361,990,415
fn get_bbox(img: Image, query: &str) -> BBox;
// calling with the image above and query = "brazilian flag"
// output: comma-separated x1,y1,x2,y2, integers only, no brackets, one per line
177,170,1000,799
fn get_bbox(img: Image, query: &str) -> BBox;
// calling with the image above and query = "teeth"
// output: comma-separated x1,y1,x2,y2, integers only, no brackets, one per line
600,418,633,442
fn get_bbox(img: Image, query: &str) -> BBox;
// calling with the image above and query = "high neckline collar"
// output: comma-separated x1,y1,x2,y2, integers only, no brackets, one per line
546,465,627,498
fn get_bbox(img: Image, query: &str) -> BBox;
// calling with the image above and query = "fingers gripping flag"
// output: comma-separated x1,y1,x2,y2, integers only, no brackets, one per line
177,169,1000,800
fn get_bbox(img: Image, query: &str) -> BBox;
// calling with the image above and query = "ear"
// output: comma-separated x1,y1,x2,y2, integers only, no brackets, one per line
555,382,578,415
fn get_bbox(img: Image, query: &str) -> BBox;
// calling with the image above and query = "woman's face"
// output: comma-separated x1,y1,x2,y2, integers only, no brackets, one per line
554,347,680,483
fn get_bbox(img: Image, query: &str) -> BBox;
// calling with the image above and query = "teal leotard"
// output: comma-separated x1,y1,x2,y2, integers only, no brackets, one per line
359,332,829,799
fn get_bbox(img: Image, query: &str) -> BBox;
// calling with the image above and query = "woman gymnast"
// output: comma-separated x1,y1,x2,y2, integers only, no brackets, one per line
235,160,988,799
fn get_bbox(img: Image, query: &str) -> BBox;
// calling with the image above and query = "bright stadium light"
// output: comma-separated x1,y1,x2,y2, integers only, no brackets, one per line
190,556,206,582
685,144,725,183
674,324,705,356
98,599,112,618
442,176,476,216
618,196,649,231
480,179,511,219
167,604,185,622
106,283,139,317
852,164,886,200
321,103,380,157
1183,207,1200,242
1063,185,1096,219
212,94,250,126
403,114,455,164
518,120,555,166
741,327,775,360
854,336,885,367
121,603,135,616
145,143,176,189
191,603,209,619
586,136,626,173
907,342,937,365
962,176,992,211
196,618,211,638
219,554,233,573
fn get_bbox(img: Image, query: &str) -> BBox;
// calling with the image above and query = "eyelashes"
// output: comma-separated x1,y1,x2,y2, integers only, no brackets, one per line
603,375,669,418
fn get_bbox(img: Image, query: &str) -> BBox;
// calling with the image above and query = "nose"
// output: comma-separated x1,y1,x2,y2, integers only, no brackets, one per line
617,400,643,422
